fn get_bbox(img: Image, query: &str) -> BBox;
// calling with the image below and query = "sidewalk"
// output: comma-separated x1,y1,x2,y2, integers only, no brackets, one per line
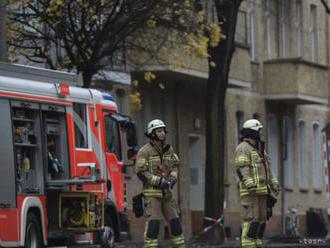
115,238,330,248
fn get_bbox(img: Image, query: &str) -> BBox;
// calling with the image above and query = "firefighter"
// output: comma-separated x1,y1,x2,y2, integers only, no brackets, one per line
234,119,280,248
136,119,185,248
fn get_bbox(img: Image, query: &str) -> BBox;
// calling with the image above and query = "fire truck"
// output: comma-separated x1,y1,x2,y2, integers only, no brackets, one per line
0,62,137,248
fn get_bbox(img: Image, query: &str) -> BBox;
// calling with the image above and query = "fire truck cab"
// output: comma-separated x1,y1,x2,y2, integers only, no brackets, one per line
0,62,137,247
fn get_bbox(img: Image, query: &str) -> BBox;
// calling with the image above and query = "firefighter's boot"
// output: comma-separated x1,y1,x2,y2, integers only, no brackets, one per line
241,221,258,248
144,219,160,248
255,222,266,248
169,218,185,247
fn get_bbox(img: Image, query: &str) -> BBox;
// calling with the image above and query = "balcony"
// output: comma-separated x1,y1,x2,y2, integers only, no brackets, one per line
264,58,329,105
132,46,253,88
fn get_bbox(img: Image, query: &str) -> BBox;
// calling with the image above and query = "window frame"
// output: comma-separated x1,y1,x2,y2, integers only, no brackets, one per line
295,0,304,57
235,10,249,46
279,0,289,57
266,0,280,58
104,113,123,162
248,0,257,61
309,4,318,63
73,103,91,150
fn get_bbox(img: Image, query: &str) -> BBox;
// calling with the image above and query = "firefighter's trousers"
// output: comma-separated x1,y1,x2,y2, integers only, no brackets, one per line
144,194,185,248
240,194,267,248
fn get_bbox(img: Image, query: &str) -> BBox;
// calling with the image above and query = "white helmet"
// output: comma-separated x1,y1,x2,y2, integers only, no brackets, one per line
242,119,263,131
146,119,166,135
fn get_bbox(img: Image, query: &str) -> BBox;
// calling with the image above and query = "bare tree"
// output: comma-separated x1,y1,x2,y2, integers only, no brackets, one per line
7,0,191,87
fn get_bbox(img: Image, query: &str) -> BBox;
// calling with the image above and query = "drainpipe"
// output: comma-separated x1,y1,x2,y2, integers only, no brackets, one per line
280,115,286,235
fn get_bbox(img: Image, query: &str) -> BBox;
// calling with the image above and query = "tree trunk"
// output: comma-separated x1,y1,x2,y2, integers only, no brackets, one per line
82,70,95,88
203,0,242,244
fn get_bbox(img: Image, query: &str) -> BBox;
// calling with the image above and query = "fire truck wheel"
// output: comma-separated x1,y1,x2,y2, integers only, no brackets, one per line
25,213,42,248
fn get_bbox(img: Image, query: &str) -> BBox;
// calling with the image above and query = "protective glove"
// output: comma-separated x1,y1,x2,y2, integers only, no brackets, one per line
272,183,280,196
168,176,177,189
159,177,172,190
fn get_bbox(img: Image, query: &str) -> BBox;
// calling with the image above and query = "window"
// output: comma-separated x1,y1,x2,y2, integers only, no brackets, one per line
253,113,260,120
279,0,289,57
236,111,244,144
312,123,322,190
235,10,248,45
204,0,217,22
249,0,257,60
115,88,126,113
309,5,318,63
73,103,88,148
283,117,294,189
160,96,166,122
298,121,308,189
105,115,122,161
50,35,65,64
267,114,279,178
109,47,126,71
295,0,303,57
266,0,279,58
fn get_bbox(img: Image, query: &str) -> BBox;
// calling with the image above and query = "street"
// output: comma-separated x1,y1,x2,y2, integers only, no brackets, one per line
52,239,330,248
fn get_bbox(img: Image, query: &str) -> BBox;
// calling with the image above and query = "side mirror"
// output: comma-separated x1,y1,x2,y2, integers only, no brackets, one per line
127,147,138,160
110,113,138,147
126,122,138,147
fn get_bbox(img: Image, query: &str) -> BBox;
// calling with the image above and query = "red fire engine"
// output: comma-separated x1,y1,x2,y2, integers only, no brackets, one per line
0,62,137,247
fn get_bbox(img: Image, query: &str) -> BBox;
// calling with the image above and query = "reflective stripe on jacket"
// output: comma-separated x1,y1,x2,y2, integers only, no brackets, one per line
234,140,278,197
136,142,179,197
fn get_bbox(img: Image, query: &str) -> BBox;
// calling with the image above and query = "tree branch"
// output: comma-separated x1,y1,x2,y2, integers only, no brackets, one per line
7,0,199,86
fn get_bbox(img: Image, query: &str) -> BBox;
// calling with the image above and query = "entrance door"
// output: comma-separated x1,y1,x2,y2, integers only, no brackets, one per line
188,136,204,210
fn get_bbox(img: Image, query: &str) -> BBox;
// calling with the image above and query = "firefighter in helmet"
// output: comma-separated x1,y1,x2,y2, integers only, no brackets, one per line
234,119,280,248
136,119,185,248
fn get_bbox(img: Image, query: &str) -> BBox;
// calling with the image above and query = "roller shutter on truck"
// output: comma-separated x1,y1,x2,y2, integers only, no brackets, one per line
0,99,16,208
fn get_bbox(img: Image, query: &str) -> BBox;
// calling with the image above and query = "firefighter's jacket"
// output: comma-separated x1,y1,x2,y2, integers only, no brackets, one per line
234,139,278,197
136,141,179,197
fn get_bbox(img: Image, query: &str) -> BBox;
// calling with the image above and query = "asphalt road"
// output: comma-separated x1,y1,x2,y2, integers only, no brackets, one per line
49,238,330,247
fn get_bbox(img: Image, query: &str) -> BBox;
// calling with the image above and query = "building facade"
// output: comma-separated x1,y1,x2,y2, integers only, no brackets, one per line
124,0,330,241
